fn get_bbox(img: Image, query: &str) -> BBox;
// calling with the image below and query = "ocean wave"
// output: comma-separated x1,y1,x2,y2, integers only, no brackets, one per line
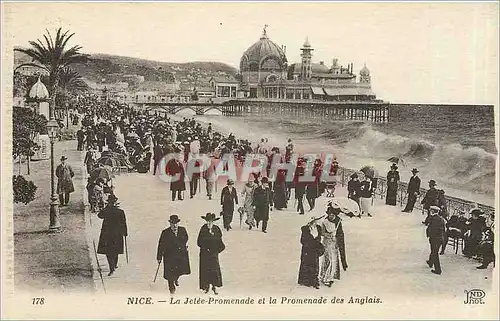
343,128,496,196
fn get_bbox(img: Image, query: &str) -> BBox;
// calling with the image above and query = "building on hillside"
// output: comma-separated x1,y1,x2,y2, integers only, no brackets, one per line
238,27,376,101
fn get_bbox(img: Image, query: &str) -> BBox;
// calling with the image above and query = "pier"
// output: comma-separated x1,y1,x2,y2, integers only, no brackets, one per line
138,98,391,122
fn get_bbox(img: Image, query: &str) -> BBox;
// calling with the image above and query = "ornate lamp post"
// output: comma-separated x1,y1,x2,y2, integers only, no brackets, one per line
29,75,61,231
46,119,61,231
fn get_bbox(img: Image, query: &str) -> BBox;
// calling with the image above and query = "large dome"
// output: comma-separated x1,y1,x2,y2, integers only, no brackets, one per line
240,30,288,72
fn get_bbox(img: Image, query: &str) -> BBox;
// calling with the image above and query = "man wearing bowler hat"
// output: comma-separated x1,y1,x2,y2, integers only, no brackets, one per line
157,215,191,294
56,155,75,206
403,168,421,213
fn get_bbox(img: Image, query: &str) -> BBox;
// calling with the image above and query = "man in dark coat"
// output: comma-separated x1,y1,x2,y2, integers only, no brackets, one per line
294,162,306,215
197,213,225,295
166,155,186,201
76,128,85,151
426,206,445,275
403,168,421,213
421,180,439,212
220,179,238,231
347,173,361,205
56,156,75,206
253,177,273,233
385,163,400,206
97,194,128,276
153,144,164,175
157,215,191,294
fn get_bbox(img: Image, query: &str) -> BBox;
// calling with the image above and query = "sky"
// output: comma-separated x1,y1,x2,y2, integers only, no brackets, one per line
3,1,499,105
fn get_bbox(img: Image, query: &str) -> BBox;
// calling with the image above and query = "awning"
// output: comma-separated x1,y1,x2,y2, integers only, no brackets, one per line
311,87,325,95
324,87,375,96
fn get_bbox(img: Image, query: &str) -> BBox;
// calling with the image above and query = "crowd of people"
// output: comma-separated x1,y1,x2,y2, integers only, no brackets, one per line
65,94,494,293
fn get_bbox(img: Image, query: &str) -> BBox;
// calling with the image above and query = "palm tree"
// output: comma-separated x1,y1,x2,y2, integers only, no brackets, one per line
56,67,90,125
14,28,89,117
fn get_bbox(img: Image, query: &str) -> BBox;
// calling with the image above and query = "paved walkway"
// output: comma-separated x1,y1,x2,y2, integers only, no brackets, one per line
89,172,494,299
13,139,94,293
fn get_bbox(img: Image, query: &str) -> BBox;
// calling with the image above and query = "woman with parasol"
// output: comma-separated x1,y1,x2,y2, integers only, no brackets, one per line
320,202,348,287
298,215,324,289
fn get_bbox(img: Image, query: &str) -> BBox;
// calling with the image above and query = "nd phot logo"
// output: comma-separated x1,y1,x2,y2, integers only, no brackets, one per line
464,289,486,304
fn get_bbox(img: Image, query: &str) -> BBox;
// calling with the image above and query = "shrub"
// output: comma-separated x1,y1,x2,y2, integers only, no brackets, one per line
13,175,37,205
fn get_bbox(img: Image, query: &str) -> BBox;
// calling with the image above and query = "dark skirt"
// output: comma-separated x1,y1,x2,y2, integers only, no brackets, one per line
298,249,320,287
199,252,222,289
385,184,398,205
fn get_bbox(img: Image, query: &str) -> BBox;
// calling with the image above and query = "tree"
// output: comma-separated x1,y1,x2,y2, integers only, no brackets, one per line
14,28,89,116
13,107,48,175
13,175,38,205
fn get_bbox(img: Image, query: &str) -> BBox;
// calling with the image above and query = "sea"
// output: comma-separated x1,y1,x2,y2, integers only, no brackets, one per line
174,104,497,207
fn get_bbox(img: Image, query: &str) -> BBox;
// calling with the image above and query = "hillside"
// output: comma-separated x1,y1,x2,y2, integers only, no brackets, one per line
14,49,238,90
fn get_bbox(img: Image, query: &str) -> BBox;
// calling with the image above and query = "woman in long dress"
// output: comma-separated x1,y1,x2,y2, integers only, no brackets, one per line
320,202,348,287
298,216,324,289
359,176,373,217
197,213,225,295
385,164,400,206
241,180,256,229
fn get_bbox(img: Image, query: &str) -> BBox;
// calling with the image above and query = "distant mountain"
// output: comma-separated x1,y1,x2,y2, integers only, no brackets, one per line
14,49,239,90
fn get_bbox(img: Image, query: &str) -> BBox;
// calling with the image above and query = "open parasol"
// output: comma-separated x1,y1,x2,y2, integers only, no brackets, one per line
331,197,360,216
359,165,378,179
89,165,115,182
387,156,406,167
97,156,120,167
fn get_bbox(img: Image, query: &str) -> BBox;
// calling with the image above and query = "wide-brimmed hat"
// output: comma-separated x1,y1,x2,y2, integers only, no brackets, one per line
470,208,484,216
169,215,181,224
350,173,358,179
326,201,341,214
61,156,68,161
107,194,119,205
429,205,441,213
390,163,398,170
411,168,419,173
227,179,234,185
201,213,220,222
429,180,437,186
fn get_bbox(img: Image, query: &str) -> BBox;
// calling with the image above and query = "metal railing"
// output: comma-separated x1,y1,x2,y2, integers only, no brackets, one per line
336,166,495,218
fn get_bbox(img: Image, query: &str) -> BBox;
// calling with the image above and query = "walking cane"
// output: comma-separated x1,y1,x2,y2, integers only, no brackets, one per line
153,261,161,283
92,240,106,293
125,236,129,264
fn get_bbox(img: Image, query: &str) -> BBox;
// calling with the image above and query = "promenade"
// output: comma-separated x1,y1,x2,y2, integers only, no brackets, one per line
89,172,494,299
13,140,94,293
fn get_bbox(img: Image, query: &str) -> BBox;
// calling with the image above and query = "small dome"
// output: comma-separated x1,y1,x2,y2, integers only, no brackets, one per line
29,76,49,99
360,64,370,76
240,29,288,72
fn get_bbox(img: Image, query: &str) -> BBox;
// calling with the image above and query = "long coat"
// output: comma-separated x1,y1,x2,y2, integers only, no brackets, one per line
97,205,128,255
253,185,273,222
157,227,191,280
298,225,323,287
221,186,238,211
56,164,75,194
166,159,186,191
197,224,225,289
385,170,400,205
